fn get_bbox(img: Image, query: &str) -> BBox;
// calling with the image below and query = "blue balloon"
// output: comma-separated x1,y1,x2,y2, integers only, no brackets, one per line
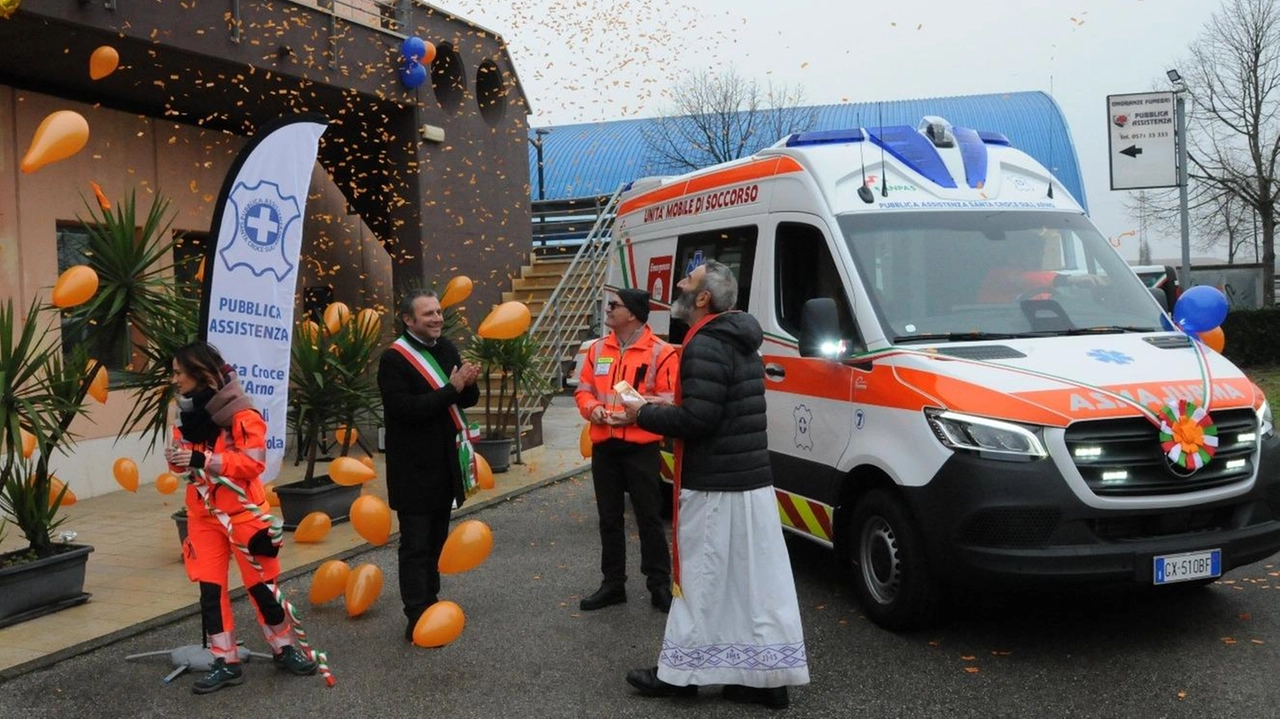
1172,285,1229,334
400,60,427,90
401,36,427,62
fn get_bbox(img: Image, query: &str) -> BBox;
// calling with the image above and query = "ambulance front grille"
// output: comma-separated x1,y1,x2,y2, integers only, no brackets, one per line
1063,409,1258,496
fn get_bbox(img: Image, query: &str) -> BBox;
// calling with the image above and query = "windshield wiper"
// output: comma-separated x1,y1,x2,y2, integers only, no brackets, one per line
892,331,1024,344
1051,325,1160,336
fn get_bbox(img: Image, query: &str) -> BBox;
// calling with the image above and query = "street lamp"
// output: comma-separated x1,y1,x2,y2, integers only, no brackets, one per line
531,128,551,201
1168,68,1191,290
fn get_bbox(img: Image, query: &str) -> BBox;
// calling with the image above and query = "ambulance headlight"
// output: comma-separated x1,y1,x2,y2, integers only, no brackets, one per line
1259,400,1274,439
925,409,1048,461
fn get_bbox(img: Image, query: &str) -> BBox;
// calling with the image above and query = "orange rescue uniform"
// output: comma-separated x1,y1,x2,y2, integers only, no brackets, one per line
575,325,677,445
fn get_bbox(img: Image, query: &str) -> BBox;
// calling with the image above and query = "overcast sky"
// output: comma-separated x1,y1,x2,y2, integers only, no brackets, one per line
436,0,1224,262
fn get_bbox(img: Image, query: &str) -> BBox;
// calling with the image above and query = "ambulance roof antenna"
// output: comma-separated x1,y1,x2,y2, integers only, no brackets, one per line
1046,75,1056,199
879,102,889,197
856,113,874,204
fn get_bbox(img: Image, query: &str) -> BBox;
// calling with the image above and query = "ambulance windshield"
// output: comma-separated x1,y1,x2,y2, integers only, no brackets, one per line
838,211,1166,342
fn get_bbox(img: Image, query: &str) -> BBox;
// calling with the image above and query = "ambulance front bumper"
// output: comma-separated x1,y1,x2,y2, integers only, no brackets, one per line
904,434,1280,585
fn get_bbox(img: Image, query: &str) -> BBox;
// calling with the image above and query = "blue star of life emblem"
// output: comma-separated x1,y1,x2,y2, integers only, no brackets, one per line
1087,348,1134,365
685,250,705,276
219,180,301,281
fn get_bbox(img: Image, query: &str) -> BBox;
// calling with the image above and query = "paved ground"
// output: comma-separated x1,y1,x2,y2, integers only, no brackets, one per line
5,472,1280,718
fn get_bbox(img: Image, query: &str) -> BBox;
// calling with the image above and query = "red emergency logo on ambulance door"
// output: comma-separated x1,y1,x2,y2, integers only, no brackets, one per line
647,255,673,304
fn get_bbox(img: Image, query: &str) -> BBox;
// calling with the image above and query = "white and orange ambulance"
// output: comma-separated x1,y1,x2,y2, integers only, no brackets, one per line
600,117,1280,630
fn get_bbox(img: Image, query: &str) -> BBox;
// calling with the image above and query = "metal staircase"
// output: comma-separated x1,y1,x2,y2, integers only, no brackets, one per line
515,185,624,434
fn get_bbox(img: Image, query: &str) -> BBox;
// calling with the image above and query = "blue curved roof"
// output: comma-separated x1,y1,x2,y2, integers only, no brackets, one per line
529,91,1086,212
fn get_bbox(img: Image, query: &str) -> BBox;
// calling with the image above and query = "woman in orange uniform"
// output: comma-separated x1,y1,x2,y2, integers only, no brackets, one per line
165,341,316,694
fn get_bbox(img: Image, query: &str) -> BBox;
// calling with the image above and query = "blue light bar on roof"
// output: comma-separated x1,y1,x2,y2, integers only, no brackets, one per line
785,128,866,147
977,130,1010,146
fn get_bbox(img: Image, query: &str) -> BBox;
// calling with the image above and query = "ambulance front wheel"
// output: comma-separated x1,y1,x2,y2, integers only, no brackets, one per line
847,489,941,631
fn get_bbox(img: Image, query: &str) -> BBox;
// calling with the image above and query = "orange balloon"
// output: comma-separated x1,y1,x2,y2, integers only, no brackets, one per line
474,454,495,490
439,520,494,574
1199,326,1226,353
440,275,473,309
20,428,36,459
48,476,76,508
476,301,531,340
87,362,109,404
263,481,280,507
154,472,180,495
421,41,438,67
412,600,466,647
345,563,384,617
89,45,119,80
329,456,375,486
359,456,375,470
309,560,351,605
323,302,350,334
579,423,593,458
52,265,99,308
350,495,392,546
294,512,332,543
21,110,90,173
112,457,138,492
299,319,321,345
355,308,381,338
335,425,360,446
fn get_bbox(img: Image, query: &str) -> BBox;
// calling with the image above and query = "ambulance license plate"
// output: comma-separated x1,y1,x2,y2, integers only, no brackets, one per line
1152,549,1221,585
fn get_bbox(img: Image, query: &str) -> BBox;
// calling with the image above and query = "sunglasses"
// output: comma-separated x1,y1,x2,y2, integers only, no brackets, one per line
606,301,624,310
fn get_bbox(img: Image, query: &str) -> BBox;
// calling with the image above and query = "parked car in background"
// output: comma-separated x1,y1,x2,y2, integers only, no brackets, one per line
1130,264,1179,310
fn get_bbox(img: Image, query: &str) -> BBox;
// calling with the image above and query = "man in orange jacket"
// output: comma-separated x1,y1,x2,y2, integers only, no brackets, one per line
575,288,677,612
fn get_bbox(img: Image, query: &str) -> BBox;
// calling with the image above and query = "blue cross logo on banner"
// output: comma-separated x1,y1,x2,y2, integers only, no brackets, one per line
686,250,705,277
220,180,301,281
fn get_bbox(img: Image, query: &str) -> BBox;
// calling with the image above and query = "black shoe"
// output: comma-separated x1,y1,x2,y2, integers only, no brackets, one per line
273,645,318,676
626,666,697,697
192,658,243,695
651,587,672,613
579,586,627,611
722,684,789,709
405,617,417,642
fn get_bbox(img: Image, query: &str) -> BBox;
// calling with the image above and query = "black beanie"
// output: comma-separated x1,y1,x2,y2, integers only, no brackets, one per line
616,288,651,323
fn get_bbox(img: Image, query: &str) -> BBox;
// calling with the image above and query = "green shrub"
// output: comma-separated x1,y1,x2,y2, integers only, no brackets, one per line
1220,307,1280,368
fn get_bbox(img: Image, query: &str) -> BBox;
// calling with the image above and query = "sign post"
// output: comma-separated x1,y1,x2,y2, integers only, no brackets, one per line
1106,92,1177,191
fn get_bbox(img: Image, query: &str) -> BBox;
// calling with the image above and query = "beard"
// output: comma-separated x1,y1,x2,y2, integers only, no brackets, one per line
670,290,695,322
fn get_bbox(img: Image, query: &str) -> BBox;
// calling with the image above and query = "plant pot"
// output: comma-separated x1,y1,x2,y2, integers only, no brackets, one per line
173,510,189,548
475,437,514,473
273,478,362,530
0,543,93,629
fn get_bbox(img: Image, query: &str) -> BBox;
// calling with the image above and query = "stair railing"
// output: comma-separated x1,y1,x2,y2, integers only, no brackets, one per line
518,184,625,434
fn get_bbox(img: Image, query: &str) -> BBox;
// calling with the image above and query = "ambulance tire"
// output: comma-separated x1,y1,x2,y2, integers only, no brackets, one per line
847,489,941,631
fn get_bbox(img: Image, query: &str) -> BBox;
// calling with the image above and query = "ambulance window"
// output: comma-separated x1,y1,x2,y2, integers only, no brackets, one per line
774,222,857,346
669,226,758,344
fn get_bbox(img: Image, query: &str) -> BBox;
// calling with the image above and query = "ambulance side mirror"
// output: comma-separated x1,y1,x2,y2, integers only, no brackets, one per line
799,298,843,358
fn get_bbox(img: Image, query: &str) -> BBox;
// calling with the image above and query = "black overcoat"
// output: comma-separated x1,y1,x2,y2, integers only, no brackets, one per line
377,334,480,512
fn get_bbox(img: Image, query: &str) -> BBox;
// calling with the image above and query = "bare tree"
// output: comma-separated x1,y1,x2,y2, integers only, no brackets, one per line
642,67,817,173
1179,0,1280,303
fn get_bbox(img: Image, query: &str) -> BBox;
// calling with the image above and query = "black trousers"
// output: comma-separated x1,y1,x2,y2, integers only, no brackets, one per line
396,506,452,621
591,439,671,593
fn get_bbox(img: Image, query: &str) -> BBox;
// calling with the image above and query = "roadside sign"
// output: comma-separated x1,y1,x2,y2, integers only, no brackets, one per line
1107,92,1177,190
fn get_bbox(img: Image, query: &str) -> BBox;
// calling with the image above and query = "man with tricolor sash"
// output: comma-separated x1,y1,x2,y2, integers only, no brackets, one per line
378,289,482,642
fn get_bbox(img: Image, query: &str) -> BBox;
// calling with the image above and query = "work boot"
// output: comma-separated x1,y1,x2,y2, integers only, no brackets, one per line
192,658,243,694
273,644,318,676
579,585,627,611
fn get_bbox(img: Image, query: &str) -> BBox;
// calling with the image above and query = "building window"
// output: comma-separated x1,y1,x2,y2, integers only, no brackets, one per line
56,224,130,376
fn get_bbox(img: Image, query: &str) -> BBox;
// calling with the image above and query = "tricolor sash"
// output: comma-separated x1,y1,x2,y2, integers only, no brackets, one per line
391,336,479,496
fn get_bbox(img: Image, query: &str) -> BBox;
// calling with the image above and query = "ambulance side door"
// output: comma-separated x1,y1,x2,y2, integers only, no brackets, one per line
762,217,861,510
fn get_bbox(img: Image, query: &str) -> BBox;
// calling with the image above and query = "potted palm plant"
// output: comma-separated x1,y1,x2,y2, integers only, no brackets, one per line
464,333,548,472
277,306,383,529
0,187,194,627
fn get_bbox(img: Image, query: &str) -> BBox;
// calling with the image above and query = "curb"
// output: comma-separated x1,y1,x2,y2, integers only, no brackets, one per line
0,463,590,684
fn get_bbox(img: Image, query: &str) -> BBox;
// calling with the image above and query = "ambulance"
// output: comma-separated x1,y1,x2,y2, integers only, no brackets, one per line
602,117,1280,630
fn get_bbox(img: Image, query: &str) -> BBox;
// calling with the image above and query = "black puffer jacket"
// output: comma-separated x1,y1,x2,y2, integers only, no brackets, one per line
635,311,772,491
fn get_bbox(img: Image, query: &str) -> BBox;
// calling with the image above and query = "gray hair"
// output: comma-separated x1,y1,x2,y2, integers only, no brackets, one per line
700,260,738,313
398,288,438,321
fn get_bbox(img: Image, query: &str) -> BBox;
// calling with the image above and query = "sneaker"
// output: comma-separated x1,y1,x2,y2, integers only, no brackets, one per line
192,658,243,694
273,645,318,676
